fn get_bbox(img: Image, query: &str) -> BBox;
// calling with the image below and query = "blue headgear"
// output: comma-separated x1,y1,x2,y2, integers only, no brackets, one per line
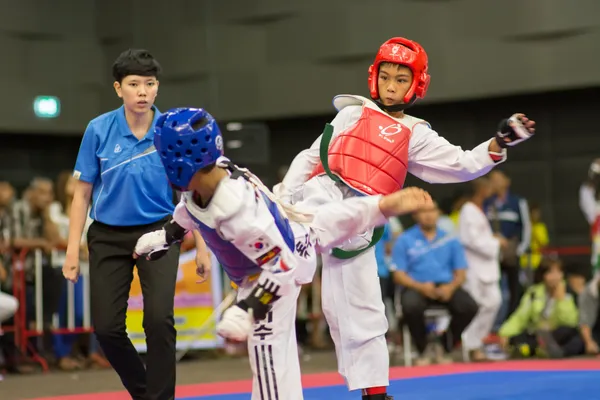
154,107,224,191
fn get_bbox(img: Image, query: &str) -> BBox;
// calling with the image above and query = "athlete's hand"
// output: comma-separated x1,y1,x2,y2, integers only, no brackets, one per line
495,113,535,148
195,248,212,284
216,305,254,342
379,187,434,217
133,230,170,260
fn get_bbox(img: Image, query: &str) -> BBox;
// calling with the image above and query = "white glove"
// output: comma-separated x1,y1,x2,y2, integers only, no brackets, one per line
216,305,254,341
134,229,170,260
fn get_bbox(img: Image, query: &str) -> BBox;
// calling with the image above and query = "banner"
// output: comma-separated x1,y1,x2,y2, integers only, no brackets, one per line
126,250,224,352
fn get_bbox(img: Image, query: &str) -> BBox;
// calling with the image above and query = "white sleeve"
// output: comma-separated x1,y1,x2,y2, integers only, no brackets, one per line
213,179,298,272
579,184,597,225
517,198,532,256
458,204,500,260
279,106,362,201
408,124,506,184
172,198,197,231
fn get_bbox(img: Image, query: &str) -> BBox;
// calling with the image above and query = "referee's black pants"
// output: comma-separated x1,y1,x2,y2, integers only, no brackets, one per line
87,219,180,400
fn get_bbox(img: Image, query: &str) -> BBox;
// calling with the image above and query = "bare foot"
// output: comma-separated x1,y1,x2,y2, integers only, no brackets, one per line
379,187,434,217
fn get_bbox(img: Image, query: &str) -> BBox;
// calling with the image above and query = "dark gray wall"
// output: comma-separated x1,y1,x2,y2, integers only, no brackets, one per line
4,88,597,246
1,0,599,133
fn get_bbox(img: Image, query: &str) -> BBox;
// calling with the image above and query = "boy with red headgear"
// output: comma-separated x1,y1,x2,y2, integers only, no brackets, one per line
277,37,536,400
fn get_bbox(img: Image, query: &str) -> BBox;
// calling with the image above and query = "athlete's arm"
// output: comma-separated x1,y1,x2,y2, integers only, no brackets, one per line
215,178,302,340
278,106,362,201
407,124,506,184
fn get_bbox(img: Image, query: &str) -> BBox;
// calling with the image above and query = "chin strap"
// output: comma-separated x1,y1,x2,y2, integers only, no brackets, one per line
374,95,417,113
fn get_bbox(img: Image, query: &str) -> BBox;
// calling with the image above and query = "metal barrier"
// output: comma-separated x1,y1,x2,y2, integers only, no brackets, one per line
2,248,93,372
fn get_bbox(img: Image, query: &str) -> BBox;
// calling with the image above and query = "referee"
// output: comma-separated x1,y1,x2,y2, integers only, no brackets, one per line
63,49,180,400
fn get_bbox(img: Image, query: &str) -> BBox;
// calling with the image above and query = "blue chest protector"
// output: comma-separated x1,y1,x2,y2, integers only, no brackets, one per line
186,182,296,285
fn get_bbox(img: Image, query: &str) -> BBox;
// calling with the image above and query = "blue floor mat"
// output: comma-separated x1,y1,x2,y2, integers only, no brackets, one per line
185,371,600,400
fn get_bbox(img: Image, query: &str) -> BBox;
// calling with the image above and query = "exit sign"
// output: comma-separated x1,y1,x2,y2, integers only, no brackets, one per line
33,96,61,118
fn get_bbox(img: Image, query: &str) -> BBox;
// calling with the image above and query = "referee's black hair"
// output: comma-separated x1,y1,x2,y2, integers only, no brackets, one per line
112,49,162,83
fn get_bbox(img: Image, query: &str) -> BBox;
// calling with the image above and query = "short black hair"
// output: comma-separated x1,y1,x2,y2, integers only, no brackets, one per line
534,256,563,284
112,49,162,83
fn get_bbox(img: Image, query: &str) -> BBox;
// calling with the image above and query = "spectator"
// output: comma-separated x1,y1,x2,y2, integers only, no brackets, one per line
448,191,468,227
498,258,583,358
486,170,531,319
0,259,18,382
0,182,14,286
393,202,478,365
578,273,600,355
0,181,16,324
579,158,600,272
438,192,466,235
0,261,18,324
12,178,63,356
564,262,590,302
50,171,109,370
375,223,396,337
519,203,549,272
458,177,503,361
12,178,59,255
0,181,36,375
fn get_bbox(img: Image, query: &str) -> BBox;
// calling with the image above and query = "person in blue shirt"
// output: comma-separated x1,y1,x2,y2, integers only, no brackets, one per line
485,170,531,323
376,224,393,298
61,49,207,400
393,202,478,365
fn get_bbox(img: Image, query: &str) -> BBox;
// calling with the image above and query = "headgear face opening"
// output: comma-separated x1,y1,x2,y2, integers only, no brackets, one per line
154,107,224,191
368,37,431,105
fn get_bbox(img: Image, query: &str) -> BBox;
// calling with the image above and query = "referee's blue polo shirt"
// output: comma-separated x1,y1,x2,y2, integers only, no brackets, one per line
73,105,174,226
392,225,467,284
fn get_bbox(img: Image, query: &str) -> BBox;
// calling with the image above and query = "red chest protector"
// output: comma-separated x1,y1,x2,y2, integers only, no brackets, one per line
310,95,427,196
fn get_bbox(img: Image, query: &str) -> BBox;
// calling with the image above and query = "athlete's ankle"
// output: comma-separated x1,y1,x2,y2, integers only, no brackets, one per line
361,386,387,399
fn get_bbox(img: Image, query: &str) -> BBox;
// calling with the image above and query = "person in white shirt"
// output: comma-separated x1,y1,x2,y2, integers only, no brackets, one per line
459,176,506,361
278,37,536,399
579,159,600,270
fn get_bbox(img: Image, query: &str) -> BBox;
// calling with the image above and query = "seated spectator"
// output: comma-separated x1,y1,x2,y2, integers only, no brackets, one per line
564,262,591,303
498,258,583,358
0,260,18,325
458,177,503,362
393,202,478,366
50,171,109,370
0,181,36,375
578,273,600,355
12,178,63,359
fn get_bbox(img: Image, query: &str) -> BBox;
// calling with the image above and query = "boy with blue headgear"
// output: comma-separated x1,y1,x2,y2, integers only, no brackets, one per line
133,107,435,400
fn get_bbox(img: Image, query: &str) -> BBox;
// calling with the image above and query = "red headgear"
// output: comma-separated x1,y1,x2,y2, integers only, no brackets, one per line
368,37,431,104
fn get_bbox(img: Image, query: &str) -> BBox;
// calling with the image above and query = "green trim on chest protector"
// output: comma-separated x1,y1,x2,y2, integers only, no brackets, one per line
319,123,385,259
